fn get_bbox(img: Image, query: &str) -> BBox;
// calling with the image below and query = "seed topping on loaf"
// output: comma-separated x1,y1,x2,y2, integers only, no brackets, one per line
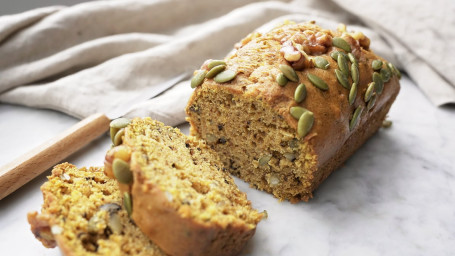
189,21,401,138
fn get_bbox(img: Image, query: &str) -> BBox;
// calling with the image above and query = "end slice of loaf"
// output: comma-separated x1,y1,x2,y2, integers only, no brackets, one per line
104,118,263,256
28,163,165,256
186,21,400,202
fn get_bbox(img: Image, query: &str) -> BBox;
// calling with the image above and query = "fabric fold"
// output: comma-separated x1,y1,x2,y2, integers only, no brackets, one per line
0,0,453,127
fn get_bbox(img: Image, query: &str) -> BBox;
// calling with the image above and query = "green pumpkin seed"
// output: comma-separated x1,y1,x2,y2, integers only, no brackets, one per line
113,128,125,146
382,120,393,128
364,82,375,102
349,106,364,131
214,70,237,83
123,192,132,216
294,83,307,103
349,82,357,105
380,67,391,82
191,70,207,88
307,73,329,90
110,118,130,129
387,62,401,79
335,69,350,89
205,65,226,78
337,54,349,76
276,73,288,86
284,153,296,161
332,37,351,52
279,64,299,82
373,72,384,94
297,111,314,138
290,106,308,120
351,63,359,84
258,154,272,166
372,60,383,71
110,118,130,143
113,158,133,184
330,51,348,61
367,93,377,110
314,56,330,69
208,60,226,69
348,53,358,66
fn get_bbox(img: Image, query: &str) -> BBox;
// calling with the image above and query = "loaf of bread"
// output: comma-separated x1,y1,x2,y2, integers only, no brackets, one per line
27,163,165,256
186,21,401,203
104,118,263,256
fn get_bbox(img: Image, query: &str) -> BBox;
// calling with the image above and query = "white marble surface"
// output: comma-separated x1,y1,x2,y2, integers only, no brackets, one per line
0,76,454,255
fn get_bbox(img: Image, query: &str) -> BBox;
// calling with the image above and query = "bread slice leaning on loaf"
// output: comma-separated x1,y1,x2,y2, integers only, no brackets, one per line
186,21,401,202
27,163,165,256
104,118,263,256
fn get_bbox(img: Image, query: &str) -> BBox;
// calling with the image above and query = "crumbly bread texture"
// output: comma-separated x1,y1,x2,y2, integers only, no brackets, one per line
27,163,164,256
104,118,263,256
186,21,400,202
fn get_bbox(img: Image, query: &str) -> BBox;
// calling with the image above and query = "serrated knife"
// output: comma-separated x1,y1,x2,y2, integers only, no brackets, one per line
0,73,188,200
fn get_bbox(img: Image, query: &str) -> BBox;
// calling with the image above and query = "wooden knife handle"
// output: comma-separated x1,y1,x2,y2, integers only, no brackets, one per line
0,113,111,200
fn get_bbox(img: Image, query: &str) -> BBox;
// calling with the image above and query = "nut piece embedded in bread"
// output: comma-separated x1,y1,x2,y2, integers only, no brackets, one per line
186,21,401,202
104,118,263,256
27,163,165,256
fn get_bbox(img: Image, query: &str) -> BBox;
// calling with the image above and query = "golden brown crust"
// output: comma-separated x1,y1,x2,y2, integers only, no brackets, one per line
186,21,400,202
131,171,256,256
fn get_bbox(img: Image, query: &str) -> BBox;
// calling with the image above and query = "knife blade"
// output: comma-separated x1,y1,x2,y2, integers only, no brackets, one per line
0,73,188,200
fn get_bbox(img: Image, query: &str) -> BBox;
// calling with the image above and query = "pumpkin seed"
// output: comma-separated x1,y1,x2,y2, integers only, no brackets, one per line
214,70,237,83
348,53,358,66
387,62,401,79
123,192,132,216
380,67,391,82
208,60,226,69
372,60,383,71
284,153,296,161
290,106,308,119
332,37,351,52
258,154,272,166
110,118,130,129
113,128,125,146
276,73,288,86
382,120,393,128
337,54,349,76
367,93,377,110
294,83,307,103
335,69,350,89
373,72,384,94
205,65,226,78
330,51,348,61
314,56,330,69
364,82,375,102
307,73,329,90
351,63,359,84
110,118,130,143
190,70,207,88
297,111,314,138
349,106,364,131
349,82,357,105
113,158,133,184
279,64,299,82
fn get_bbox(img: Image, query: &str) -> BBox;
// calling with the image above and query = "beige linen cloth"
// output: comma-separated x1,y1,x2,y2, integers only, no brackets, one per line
0,0,454,126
